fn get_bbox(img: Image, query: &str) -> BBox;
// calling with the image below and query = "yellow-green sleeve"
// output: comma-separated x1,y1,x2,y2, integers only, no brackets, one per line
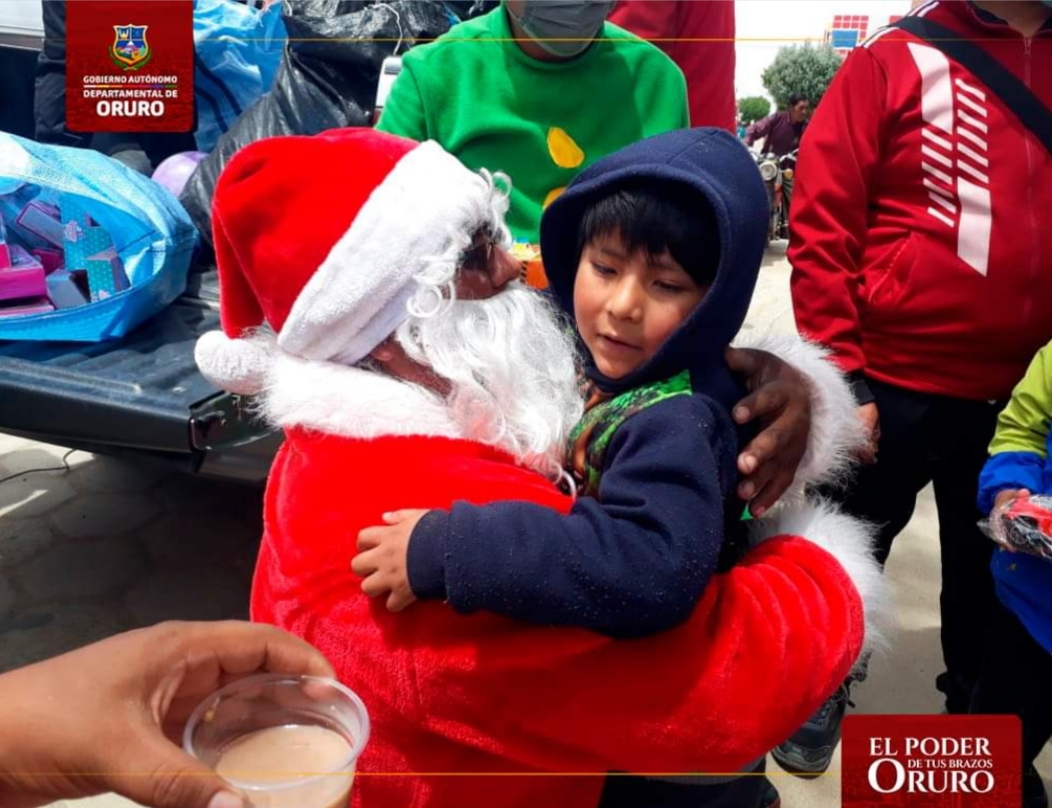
989,342,1052,458
375,62,430,142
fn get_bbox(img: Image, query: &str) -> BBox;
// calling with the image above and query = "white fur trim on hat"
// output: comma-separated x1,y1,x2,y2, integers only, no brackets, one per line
733,332,866,494
278,140,499,366
753,499,893,669
195,329,278,396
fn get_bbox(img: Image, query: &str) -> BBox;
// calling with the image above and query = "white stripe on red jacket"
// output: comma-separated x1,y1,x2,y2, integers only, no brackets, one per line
789,0,1052,401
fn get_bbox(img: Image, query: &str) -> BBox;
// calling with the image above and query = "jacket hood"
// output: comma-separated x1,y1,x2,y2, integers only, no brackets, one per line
540,128,768,394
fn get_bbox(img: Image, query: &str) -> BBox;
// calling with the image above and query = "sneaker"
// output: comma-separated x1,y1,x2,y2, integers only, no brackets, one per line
759,778,781,808
771,682,854,775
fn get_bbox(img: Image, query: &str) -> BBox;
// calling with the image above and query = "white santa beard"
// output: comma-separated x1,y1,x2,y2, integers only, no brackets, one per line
395,284,584,481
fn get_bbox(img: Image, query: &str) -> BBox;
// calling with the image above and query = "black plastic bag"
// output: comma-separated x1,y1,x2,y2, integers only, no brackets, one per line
445,0,499,19
180,0,452,249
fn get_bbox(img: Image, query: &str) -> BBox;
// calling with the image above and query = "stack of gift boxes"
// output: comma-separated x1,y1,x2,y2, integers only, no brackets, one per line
0,186,130,320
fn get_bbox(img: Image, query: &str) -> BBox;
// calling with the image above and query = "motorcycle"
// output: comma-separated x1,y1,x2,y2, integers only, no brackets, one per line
754,149,798,243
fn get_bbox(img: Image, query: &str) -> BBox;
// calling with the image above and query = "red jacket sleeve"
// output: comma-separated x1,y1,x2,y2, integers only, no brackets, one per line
789,47,888,375
609,0,677,41
610,1,736,130
675,1,736,131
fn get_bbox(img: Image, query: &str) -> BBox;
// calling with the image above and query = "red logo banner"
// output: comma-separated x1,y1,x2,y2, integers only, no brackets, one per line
66,1,193,133
843,715,1021,807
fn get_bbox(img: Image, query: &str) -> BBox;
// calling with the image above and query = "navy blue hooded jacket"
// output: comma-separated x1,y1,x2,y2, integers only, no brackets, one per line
407,129,769,638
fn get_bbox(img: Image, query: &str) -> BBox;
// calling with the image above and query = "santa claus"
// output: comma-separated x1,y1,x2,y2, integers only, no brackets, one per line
196,128,885,808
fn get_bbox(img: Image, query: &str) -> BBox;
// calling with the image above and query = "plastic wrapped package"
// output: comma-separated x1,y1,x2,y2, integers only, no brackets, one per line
193,0,288,153
0,134,196,341
179,0,452,249
981,494,1052,561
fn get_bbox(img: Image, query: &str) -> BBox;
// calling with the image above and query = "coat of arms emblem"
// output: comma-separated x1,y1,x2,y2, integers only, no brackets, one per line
110,25,152,70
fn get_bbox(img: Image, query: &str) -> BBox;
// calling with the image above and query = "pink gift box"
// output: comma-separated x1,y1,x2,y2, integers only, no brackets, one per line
0,263,47,302
0,297,55,318
32,248,63,275
9,244,43,271
0,215,11,270
85,247,129,302
16,201,64,248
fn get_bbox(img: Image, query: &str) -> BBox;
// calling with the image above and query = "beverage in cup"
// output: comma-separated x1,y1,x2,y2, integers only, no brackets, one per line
183,674,369,808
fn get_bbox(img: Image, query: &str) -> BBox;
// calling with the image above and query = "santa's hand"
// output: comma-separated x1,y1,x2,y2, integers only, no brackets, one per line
353,510,430,612
725,346,811,517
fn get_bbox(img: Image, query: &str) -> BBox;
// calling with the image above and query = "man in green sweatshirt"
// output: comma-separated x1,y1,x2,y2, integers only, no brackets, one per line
376,0,689,245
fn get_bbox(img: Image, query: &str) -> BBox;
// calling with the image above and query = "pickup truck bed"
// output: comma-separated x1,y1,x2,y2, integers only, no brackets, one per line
0,270,280,483
0,21,278,483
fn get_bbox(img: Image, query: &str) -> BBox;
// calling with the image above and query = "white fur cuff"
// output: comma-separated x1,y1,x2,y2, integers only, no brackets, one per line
753,499,893,665
735,333,866,494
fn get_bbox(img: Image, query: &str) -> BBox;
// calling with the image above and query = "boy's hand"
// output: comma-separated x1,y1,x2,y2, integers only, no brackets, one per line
353,510,430,612
993,488,1029,513
988,489,1030,552
725,346,811,517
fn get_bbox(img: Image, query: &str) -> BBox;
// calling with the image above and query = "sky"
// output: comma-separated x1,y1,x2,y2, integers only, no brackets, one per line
735,0,913,100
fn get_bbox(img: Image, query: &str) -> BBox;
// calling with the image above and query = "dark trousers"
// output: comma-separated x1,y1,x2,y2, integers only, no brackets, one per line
832,378,1000,713
971,597,1052,805
35,0,90,148
596,759,769,808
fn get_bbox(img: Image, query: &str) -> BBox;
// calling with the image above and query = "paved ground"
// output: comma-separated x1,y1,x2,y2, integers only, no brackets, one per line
2,246,1047,808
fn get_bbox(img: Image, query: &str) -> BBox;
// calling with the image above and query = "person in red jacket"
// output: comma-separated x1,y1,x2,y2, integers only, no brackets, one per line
195,127,885,808
785,0,1052,780
608,1,737,130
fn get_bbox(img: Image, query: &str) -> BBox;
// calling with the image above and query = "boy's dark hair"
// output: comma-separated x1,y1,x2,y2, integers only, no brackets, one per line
576,181,721,287
788,93,809,107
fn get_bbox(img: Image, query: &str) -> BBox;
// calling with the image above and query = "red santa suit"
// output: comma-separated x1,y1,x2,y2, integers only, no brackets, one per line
196,128,885,808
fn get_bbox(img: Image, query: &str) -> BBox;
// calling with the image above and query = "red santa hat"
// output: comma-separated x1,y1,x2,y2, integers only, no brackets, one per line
195,128,503,395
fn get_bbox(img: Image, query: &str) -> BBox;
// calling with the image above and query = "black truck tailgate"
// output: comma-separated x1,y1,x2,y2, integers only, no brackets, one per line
0,273,280,481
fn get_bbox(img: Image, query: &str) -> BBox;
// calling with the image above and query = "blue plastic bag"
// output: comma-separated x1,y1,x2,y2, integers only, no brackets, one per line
0,133,198,342
194,0,287,153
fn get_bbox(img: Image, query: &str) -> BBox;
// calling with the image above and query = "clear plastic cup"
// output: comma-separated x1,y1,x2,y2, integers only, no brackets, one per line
183,673,370,808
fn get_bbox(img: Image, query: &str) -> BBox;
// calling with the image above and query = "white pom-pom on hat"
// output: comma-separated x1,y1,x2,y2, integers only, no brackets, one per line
195,329,277,396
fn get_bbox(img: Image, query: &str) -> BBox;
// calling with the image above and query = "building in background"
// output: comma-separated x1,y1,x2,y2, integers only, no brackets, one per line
824,14,870,55
823,9,909,57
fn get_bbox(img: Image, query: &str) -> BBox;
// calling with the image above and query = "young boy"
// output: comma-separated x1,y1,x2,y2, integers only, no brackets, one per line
974,340,1052,808
356,127,784,806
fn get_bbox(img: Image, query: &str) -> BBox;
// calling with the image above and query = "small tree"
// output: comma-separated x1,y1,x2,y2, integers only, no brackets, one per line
737,96,771,125
761,44,844,110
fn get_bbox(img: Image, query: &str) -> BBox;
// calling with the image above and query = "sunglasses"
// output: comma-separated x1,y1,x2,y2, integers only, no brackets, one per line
459,237,497,272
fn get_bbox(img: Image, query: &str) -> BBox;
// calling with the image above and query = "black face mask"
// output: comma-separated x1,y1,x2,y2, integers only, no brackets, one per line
507,1,616,58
